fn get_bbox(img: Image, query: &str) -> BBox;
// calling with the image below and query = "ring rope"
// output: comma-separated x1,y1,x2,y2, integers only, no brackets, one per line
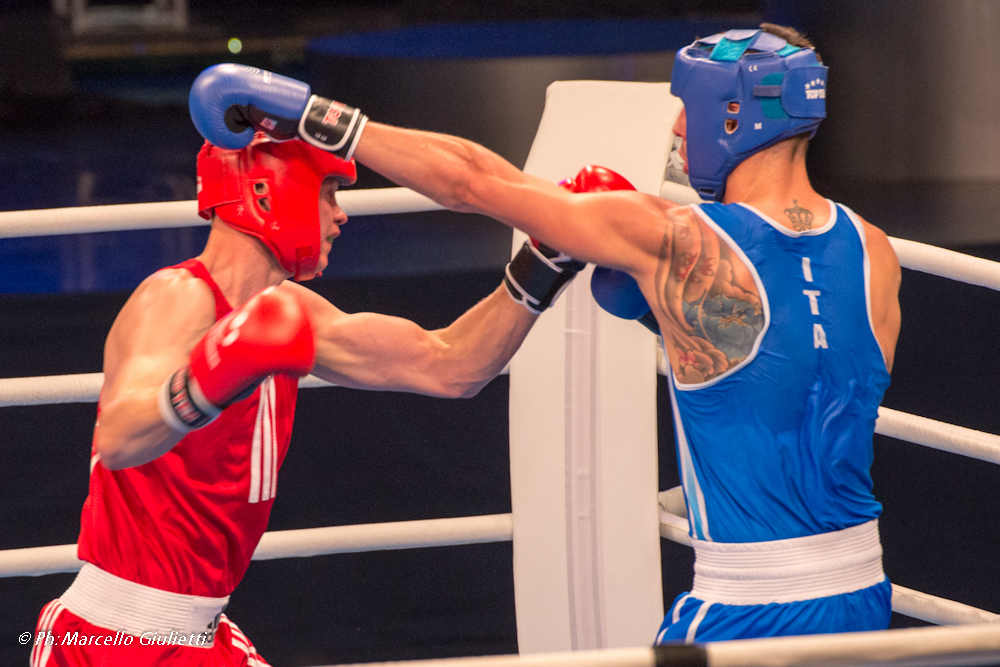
0,514,513,578
888,237,1000,292
2,194,999,295
3,373,997,467
3,497,995,630
303,623,1000,667
3,506,995,629
702,622,1000,667
875,407,1000,466
0,373,336,406
889,583,1000,627
0,189,443,239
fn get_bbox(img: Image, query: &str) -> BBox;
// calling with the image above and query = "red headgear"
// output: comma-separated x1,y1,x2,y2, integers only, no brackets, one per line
197,133,357,281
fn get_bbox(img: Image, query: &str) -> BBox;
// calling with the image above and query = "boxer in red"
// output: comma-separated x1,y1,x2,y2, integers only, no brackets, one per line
31,134,583,666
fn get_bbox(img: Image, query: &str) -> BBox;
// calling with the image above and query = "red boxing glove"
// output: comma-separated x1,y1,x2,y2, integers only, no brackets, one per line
159,287,315,432
562,165,637,193
503,166,637,314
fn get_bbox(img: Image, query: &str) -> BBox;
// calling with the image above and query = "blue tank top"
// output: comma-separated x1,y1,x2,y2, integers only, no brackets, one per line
670,201,890,544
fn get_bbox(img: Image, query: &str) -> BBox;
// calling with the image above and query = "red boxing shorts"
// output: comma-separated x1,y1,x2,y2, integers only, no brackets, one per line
31,599,271,667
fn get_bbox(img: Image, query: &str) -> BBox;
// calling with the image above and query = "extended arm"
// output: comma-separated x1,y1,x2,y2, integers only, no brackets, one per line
353,122,666,272
288,282,535,398
187,65,669,274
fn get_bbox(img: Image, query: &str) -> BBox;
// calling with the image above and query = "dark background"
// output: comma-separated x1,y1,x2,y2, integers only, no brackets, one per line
1,1,999,666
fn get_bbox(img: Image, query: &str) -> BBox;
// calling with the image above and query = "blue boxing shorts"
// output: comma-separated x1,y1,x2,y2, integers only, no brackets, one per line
656,578,892,643
656,520,893,643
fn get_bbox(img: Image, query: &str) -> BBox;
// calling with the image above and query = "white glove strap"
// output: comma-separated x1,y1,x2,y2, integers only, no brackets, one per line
158,369,221,433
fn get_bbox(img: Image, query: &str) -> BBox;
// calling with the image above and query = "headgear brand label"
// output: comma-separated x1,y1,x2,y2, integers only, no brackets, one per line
322,101,346,127
805,78,826,100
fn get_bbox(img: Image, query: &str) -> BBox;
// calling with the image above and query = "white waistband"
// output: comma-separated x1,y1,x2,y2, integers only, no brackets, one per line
60,563,229,648
690,519,885,605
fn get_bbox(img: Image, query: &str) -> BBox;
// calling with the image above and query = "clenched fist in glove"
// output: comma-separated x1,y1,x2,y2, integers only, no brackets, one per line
189,63,367,158
159,287,315,432
501,176,593,314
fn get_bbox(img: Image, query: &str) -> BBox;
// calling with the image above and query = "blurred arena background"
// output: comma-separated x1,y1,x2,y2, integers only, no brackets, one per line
1,1,999,665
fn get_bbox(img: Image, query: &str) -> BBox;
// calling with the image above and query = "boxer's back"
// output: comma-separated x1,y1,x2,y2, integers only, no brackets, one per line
668,201,890,544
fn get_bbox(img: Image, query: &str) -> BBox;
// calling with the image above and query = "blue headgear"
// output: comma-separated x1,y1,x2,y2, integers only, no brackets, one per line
671,29,828,201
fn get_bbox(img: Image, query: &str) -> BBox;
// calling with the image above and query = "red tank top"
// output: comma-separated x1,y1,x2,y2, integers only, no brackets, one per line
77,259,299,597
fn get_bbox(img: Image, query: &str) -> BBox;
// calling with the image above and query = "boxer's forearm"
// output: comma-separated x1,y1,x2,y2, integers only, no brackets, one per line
432,286,537,397
94,389,185,470
353,122,529,215
308,286,535,398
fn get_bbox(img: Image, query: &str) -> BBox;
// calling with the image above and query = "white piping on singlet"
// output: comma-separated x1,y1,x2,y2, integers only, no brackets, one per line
674,204,772,391
736,199,838,238
839,203,891,371
667,378,711,541
690,519,885,605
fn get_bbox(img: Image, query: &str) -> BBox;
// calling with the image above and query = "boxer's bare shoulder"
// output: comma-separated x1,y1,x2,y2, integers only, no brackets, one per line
857,216,899,273
640,204,764,385
855,215,902,370
277,280,348,330
102,268,217,402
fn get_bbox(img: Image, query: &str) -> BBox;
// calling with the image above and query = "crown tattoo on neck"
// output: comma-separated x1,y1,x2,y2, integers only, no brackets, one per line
784,199,814,231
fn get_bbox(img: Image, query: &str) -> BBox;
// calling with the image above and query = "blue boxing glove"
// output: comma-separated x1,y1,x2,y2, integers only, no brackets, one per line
591,267,647,319
189,64,367,158
590,267,660,335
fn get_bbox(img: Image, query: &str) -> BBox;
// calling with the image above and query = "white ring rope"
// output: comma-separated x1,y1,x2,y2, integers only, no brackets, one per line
5,507,994,628
876,407,1000,466
890,584,1000,627
304,623,1000,667
888,237,1000,292
252,512,512,561
3,373,997,467
0,373,104,406
0,189,444,238
4,503,995,629
0,373,335,406
0,514,513,578
703,622,1000,667
1,194,998,293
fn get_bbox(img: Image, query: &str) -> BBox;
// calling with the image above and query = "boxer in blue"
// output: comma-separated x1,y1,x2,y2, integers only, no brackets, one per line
188,23,901,642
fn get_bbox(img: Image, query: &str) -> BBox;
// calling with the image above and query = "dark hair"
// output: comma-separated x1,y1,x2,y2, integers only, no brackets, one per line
759,23,821,62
